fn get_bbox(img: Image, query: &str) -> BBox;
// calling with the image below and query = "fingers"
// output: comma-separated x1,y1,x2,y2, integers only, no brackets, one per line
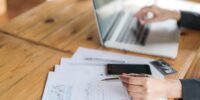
136,6,156,24
123,82,144,93
119,74,148,85
136,6,154,18
120,74,150,99
120,73,168,100
136,5,176,24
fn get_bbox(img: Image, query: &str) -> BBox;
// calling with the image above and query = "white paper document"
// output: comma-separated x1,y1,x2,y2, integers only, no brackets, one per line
72,47,153,64
42,47,166,100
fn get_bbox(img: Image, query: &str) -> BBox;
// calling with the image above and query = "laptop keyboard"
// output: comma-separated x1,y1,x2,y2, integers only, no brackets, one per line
116,14,149,45
116,18,136,44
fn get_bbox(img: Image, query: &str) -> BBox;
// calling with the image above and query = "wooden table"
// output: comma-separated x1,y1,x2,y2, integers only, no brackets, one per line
0,0,7,15
0,0,200,100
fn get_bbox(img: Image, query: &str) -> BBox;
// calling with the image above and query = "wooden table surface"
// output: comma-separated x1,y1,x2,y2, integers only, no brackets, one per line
0,0,7,14
0,0,200,100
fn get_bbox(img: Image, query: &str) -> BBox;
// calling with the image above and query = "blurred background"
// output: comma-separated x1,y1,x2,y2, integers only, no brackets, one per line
0,0,199,26
0,0,44,25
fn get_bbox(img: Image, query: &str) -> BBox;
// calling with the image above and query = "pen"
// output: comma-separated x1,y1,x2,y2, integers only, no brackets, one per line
101,74,150,81
84,57,126,63
101,77,119,81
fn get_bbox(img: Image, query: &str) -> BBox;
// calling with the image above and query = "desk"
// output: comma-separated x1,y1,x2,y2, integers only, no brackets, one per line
0,0,200,99
0,0,7,14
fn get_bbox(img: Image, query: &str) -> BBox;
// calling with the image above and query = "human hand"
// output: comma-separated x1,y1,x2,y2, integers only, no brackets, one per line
119,74,182,100
136,6,181,24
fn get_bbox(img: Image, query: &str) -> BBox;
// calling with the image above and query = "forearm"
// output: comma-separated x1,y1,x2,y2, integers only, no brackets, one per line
164,79,200,99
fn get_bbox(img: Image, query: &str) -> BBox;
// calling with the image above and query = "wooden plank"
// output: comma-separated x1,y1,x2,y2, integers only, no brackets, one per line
0,1,91,42
0,0,7,15
20,1,91,41
0,32,67,99
169,30,200,79
41,11,96,50
63,22,100,51
0,55,63,100
185,47,200,78
0,1,85,35
1,2,67,34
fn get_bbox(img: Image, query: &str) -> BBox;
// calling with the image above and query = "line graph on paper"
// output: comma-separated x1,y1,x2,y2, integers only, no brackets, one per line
47,82,130,100
49,85,72,100
85,82,131,100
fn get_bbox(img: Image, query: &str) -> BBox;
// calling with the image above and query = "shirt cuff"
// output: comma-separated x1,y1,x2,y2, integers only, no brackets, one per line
177,11,187,28
177,11,200,30
180,79,200,100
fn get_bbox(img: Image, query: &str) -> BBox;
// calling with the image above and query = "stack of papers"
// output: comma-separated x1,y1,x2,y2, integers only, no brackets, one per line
42,47,166,100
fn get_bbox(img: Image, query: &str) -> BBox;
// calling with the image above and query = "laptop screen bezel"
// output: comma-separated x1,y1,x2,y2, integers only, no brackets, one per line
92,0,119,45
92,0,105,45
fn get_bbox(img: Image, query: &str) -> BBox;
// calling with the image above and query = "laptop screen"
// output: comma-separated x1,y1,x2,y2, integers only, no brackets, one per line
93,0,122,40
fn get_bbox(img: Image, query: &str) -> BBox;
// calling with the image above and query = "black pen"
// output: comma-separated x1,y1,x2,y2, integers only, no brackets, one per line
101,74,150,81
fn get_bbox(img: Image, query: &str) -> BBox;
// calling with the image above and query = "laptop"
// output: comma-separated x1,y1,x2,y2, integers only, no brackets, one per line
92,0,180,59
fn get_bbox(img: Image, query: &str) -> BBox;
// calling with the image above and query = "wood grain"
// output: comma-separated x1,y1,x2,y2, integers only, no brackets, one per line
0,0,7,15
0,0,199,100
185,46,200,78
0,31,69,100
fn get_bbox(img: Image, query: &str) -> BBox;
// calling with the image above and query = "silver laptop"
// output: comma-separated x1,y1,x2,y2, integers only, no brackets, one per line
92,0,180,59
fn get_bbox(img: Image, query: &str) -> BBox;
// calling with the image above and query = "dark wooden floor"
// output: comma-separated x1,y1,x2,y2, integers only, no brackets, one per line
0,0,45,25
